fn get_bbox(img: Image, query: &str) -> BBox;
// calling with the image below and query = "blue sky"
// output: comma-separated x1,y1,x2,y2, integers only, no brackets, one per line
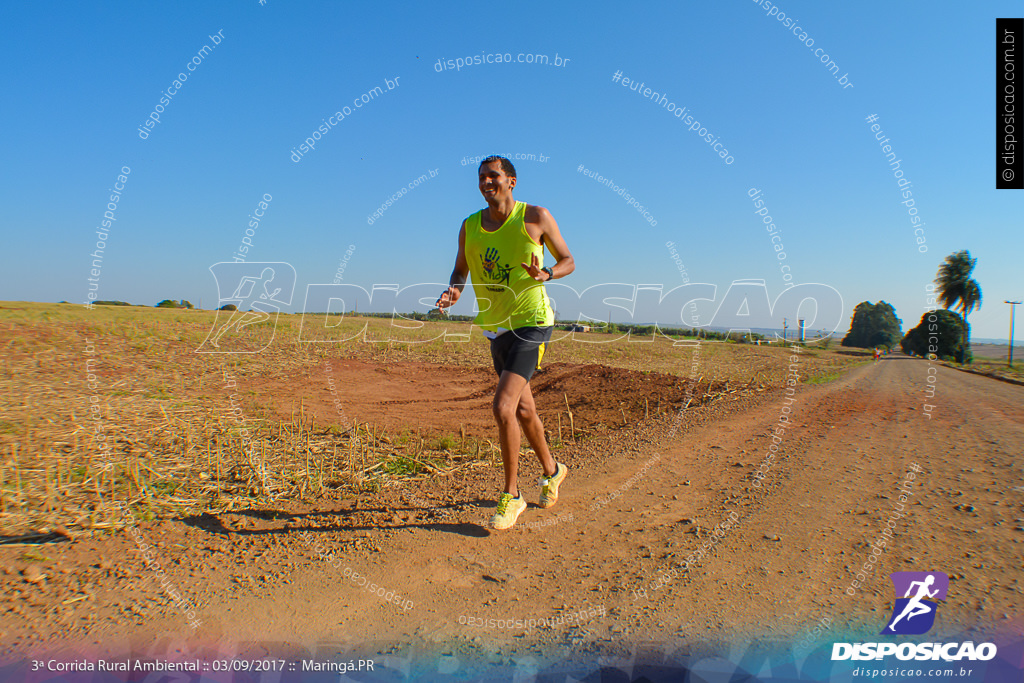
2,1,1021,340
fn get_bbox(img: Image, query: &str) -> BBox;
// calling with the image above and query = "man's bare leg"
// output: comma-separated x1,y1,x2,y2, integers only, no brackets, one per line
515,383,556,477
492,370,529,497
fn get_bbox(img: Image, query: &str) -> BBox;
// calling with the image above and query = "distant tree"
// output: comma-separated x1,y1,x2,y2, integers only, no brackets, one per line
841,301,902,349
95,300,133,306
901,309,970,362
219,304,238,311
155,299,180,308
934,250,982,363
180,300,194,309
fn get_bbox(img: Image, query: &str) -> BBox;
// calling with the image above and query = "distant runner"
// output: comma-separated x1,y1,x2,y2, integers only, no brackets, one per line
436,156,575,530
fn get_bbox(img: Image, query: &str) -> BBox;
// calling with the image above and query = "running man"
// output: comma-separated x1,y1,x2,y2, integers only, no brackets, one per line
887,574,939,632
436,156,575,530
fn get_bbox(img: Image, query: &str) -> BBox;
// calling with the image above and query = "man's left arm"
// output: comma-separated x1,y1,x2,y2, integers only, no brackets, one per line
522,206,574,281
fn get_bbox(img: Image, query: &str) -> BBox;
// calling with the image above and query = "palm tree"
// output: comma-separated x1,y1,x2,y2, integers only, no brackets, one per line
934,250,982,362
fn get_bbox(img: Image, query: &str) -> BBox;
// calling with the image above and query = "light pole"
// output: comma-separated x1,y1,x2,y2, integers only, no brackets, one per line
1006,300,1021,367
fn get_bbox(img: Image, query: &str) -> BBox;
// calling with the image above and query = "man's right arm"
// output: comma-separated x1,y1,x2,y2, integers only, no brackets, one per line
437,221,469,308
450,221,469,289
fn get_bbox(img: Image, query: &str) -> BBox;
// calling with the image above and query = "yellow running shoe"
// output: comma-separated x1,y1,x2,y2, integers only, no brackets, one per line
538,462,568,509
489,492,527,530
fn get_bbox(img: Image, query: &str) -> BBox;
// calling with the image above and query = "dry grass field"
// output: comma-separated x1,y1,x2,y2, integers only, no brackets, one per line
1,301,1022,667
0,301,862,537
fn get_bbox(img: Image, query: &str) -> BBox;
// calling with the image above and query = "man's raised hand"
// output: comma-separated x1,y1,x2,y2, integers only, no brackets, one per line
520,253,548,281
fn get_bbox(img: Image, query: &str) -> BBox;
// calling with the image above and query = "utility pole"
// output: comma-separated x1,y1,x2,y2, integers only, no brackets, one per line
782,317,788,343
1006,300,1021,367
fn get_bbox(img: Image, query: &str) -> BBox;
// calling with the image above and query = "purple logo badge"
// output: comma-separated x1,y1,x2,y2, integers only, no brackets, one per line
883,572,948,635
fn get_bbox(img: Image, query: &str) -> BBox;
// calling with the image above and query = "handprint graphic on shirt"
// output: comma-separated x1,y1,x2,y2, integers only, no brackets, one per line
482,247,500,276
480,247,512,285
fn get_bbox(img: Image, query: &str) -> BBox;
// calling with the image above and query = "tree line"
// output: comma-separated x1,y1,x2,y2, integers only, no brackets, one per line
842,250,981,363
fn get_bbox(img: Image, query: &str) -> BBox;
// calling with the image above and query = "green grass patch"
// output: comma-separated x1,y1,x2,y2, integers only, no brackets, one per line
383,455,426,476
805,371,845,385
430,435,457,452
20,551,53,563
143,385,172,400
150,480,180,496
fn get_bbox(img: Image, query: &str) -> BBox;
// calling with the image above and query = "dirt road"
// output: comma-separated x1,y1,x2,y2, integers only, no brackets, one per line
2,353,1022,673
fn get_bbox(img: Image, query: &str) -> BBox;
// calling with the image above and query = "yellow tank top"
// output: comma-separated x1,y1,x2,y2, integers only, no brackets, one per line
464,201,555,332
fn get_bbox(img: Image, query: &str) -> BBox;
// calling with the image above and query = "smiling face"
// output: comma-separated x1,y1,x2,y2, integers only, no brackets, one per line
478,160,516,203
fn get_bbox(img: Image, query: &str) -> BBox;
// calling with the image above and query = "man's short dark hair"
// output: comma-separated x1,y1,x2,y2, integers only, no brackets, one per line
479,155,516,178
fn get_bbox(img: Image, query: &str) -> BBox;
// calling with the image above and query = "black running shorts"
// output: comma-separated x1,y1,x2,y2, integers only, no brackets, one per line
489,326,554,381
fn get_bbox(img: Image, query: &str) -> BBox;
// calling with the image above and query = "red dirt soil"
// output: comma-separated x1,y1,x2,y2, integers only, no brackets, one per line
1,354,1022,670
253,360,732,439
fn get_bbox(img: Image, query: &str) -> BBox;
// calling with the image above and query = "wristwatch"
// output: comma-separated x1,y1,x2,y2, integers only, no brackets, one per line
541,266,554,281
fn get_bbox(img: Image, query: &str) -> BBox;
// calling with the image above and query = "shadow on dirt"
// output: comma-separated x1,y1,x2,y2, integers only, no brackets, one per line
178,501,493,539
0,531,72,545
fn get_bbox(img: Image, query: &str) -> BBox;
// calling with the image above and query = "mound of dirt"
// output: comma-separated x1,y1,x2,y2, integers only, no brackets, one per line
532,363,720,431
251,360,724,440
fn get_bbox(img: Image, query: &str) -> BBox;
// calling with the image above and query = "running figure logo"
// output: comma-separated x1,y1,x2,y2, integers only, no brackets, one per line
882,572,949,635
198,262,296,354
